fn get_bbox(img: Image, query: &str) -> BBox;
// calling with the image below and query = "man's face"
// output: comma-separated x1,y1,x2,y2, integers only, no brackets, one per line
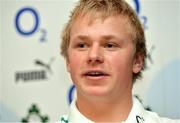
66,15,142,99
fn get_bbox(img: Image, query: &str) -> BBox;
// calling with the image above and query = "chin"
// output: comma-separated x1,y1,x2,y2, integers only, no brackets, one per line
83,86,110,97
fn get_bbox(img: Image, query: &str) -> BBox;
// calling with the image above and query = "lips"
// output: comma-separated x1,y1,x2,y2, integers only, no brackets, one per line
83,70,109,77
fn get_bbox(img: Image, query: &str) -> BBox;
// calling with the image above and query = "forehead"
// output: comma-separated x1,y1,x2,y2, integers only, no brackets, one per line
70,14,134,40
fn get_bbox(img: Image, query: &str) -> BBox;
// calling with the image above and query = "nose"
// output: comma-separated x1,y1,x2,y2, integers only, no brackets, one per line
87,43,104,64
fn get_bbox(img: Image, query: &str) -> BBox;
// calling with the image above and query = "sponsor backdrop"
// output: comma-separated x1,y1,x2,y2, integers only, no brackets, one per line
0,0,180,122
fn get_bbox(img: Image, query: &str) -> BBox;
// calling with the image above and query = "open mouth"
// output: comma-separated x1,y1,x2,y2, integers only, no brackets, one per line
84,71,109,77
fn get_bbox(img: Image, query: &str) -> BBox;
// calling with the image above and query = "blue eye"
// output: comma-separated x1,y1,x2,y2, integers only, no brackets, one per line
76,42,88,49
106,43,114,48
78,43,85,48
105,43,117,48
104,42,120,51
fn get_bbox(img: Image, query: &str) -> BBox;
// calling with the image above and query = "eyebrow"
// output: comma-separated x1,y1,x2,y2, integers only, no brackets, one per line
72,34,119,41
75,35,90,41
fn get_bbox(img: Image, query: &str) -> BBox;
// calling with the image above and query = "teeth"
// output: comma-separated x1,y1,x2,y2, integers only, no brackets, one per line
86,72,104,76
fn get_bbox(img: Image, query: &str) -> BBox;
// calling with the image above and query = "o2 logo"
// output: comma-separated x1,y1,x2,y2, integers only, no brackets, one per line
15,7,47,42
67,0,148,105
132,0,148,29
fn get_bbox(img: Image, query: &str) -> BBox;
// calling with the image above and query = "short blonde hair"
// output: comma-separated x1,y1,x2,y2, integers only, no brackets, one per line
61,0,147,82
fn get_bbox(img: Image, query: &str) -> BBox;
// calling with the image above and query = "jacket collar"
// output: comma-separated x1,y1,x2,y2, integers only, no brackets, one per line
125,97,148,123
68,97,147,123
68,100,93,123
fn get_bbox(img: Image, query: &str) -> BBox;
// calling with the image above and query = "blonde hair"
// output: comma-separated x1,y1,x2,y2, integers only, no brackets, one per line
61,0,147,82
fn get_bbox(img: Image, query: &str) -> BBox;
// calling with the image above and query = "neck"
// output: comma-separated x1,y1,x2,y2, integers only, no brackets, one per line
76,91,133,122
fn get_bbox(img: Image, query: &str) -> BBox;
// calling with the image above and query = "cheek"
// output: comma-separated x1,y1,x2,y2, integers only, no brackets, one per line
107,53,134,75
67,51,84,73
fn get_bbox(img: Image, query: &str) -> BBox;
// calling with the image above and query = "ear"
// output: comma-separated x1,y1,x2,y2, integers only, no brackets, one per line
133,53,143,74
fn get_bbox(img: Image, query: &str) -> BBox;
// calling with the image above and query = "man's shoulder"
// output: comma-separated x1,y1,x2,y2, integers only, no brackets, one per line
145,110,180,123
131,97,180,123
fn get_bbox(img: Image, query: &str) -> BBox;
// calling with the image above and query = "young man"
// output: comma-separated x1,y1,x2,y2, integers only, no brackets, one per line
59,0,180,122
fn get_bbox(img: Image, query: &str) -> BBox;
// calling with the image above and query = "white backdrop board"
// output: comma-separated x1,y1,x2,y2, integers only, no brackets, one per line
0,0,180,122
